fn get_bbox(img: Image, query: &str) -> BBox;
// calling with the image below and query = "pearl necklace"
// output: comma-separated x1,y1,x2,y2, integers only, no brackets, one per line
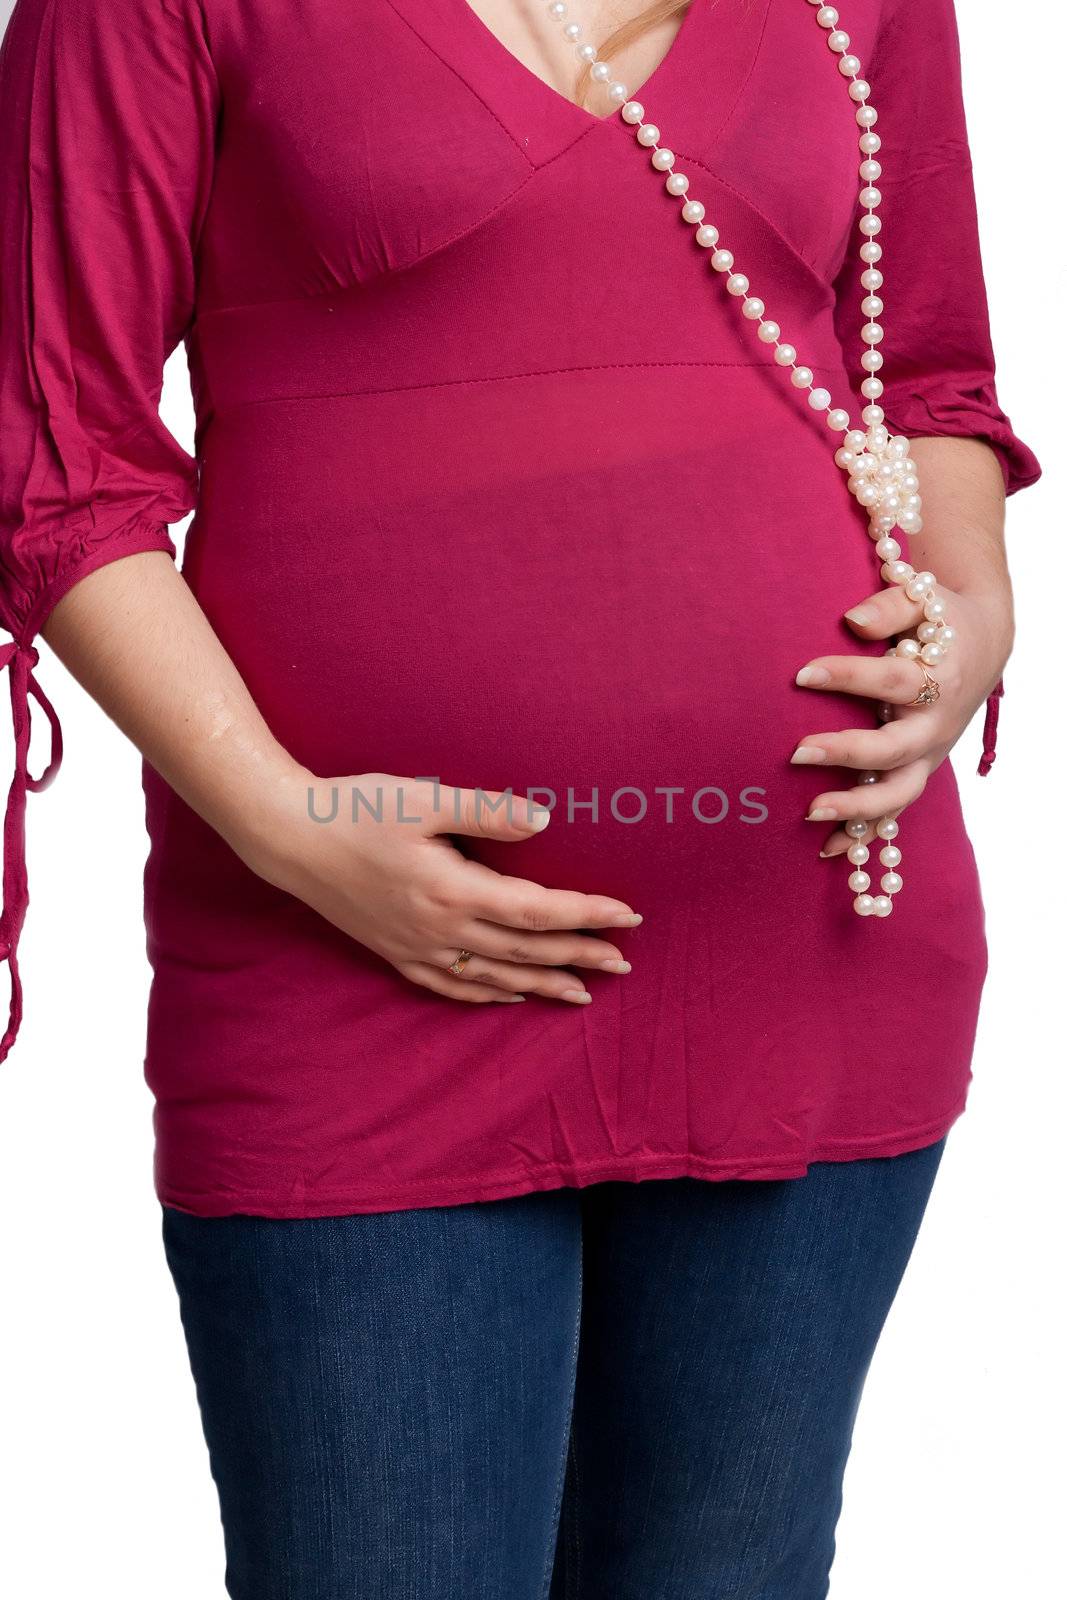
539,0,957,918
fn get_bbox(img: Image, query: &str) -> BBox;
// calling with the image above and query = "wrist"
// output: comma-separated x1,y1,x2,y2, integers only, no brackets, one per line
216,749,318,886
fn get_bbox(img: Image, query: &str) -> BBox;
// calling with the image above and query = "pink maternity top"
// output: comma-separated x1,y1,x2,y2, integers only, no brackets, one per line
0,0,1042,1217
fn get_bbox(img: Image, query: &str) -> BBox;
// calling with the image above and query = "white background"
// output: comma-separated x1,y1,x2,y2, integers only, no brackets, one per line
0,3,1063,1595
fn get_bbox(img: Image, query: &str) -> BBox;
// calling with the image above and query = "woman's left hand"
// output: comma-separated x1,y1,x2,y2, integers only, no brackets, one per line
791,580,1014,859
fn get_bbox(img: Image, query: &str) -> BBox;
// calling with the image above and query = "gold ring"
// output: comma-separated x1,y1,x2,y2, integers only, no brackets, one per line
448,949,475,976
908,662,941,708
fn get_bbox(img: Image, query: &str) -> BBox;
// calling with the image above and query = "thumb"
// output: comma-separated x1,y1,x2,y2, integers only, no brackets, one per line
439,785,553,841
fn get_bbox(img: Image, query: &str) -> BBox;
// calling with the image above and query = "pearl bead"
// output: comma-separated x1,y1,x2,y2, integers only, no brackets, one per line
710,249,734,272
860,240,883,262
861,377,884,398
651,147,675,170
621,101,644,123
758,320,781,342
876,818,899,839
681,198,705,221
856,105,879,127
859,185,882,209
827,408,851,430
920,642,944,665
667,172,690,195
695,224,720,247
548,2,566,17
896,637,921,659
860,268,884,290
637,123,660,146
608,82,629,103
849,78,871,101
791,366,814,387
917,622,939,643
849,870,871,892
839,54,862,76
937,626,957,649
848,842,870,865
775,344,797,365
828,29,850,50
563,21,582,40
726,272,750,295
578,43,597,62
883,560,913,585
854,893,876,916
860,770,880,784
859,214,882,236
923,595,947,622
879,845,902,868
859,160,882,182
862,322,884,344
808,387,831,410
846,819,869,838
817,6,839,26
844,429,867,452
859,131,882,154
591,61,611,82
742,297,765,319
862,295,884,317
872,895,893,917
861,349,883,371
881,871,903,894
905,573,933,600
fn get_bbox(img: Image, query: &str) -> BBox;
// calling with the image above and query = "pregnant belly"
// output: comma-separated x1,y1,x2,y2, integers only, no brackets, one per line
188,365,893,904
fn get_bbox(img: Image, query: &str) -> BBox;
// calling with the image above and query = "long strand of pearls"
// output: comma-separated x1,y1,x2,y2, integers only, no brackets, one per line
540,0,958,919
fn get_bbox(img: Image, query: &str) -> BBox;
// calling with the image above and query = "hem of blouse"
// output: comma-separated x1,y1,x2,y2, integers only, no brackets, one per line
16,523,177,647
155,1101,967,1220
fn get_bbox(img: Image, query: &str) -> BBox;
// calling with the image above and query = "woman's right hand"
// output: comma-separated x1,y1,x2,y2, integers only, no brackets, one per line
243,770,641,1006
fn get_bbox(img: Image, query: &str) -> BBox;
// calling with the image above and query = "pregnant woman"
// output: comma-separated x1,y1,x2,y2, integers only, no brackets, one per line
0,0,1041,1594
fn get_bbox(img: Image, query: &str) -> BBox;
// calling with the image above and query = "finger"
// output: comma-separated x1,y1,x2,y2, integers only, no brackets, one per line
434,784,553,841
795,653,935,706
463,922,633,974
842,585,925,640
819,807,904,860
461,864,643,931
790,720,931,772
428,953,593,1004
804,760,928,825
401,962,525,1004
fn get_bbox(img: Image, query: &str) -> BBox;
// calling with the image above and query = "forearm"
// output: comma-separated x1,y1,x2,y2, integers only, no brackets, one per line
906,436,1012,614
41,551,303,867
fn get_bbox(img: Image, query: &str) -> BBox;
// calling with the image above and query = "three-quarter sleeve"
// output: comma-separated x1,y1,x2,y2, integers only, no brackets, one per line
0,0,218,1060
831,0,1042,499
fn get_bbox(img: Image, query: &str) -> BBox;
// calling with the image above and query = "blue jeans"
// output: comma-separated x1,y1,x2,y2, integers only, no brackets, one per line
162,1139,945,1599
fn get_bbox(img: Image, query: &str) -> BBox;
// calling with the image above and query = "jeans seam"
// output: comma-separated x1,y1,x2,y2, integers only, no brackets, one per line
540,1244,583,1600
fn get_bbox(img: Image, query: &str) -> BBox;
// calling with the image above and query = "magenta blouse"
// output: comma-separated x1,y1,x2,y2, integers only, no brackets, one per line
0,0,1041,1216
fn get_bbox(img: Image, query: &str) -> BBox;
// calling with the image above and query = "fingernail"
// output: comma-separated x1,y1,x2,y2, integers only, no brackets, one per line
526,808,551,831
795,666,831,687
806,807,838,821
498,994,526,1002
610,913,643,928
844,606,873,625
599,960,632,974
561,989,593,1005
790,745,827,765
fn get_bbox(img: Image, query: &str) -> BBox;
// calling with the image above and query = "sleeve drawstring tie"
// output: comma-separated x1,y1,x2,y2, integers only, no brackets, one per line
978,677,1004,778
0,641,63,1063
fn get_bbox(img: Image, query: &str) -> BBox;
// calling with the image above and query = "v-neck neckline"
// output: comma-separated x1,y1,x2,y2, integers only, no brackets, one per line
450,0,708,131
